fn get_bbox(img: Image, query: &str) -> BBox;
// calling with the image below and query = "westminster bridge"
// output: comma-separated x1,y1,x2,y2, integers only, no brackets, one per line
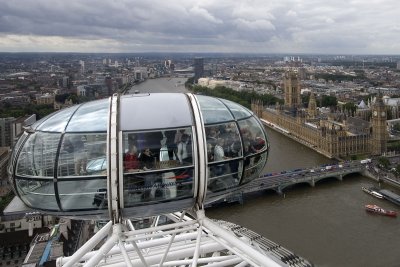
242,162,372,195
210,160,400,206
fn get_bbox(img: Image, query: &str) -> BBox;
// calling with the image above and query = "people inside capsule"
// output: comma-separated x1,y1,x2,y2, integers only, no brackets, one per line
73,135,88,175
143,131,163,161
164,129,177,160
205,122,243,192
60,135,88,176
139,147,155,171
176,133,192,165
124,143,140,172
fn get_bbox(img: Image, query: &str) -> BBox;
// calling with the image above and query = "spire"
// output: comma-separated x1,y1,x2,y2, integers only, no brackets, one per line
308,91,317,118
374,91,385,108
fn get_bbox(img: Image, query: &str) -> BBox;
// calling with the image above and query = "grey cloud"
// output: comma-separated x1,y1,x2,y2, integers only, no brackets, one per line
0,0,399,53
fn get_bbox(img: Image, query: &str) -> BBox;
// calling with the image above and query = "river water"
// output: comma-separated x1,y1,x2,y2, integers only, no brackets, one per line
132,77,400,267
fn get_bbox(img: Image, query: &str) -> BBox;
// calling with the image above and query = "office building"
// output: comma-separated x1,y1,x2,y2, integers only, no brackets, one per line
194,57,204,83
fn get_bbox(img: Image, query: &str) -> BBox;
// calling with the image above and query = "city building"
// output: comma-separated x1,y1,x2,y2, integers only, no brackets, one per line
36,93,55,105
283,71,302,114
0,147,10,197
370,94,387,155
54,98,74,111
0,207,85,267
79,60,85,74
194,57,204,83
0,117,15,148
254,71,388,159
133,67,148,81
0,115,36,152
62,76,70,88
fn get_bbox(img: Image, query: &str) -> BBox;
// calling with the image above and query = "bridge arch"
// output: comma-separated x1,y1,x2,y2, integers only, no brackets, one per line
270,169,365,195
277,181,315,194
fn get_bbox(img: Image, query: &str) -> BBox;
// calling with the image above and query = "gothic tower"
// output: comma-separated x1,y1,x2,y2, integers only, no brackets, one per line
283,71,301,114
370,94,387,155
308,91,317,119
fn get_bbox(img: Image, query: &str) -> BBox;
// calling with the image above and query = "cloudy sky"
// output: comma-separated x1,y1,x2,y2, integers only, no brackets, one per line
0,0,399,54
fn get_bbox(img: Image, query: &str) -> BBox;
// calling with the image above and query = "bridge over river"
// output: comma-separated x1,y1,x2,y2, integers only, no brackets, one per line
211,160,386,206
243,162,370,195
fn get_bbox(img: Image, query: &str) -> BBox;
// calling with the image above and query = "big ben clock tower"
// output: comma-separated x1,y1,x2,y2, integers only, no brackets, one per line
371,94,387,155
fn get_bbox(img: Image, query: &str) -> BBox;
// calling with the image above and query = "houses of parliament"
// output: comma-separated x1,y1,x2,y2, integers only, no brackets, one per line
252,71,387,159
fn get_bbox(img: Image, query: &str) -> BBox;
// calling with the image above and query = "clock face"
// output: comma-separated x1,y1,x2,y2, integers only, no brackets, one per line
373,111,378,116
381,111,386,117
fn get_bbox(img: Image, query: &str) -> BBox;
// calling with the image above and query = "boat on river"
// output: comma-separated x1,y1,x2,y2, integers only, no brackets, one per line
365,204,397,217
362,186,383,199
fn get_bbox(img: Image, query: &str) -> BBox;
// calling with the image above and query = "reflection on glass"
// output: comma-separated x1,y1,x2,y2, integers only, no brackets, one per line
205,121,242,193
205,122,242,163
16,132,61,177
197,95,234,124
238,117,267,156
241,152,268,184
58,179,107,210
58,133,107,177
35,105,79,132
207,161,240,193
8,133,28,177
120,94,192,131
66,99,109,132
123,168,193,207
220,99,252,120
15,179,58,210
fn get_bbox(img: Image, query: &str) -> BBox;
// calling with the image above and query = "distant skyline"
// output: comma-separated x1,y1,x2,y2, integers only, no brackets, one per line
1,0,400,55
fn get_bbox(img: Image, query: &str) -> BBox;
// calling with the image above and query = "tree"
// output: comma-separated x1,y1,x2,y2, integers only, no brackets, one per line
343,102,357,116
320,95,337,108
393,123,400,132
55,93,71,103
188,84,281,109
301,94,310,107
377,156,390,169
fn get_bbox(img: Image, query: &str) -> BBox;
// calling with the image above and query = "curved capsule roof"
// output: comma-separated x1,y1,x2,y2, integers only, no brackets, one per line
9,93,269,219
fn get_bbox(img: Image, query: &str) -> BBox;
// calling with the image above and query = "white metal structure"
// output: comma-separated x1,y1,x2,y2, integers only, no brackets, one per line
57,210,308,267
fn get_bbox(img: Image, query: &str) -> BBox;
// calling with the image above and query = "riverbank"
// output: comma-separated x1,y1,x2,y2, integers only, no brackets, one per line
260,118,336,159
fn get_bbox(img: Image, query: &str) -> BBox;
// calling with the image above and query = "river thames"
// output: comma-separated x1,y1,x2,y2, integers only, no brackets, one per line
132,77,400,267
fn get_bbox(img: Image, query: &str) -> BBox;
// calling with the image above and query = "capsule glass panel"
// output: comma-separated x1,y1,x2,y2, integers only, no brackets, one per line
15,179,58,210
58,179,107,210
16,132,61,178
122,127,194,208
65,99,109,132
33,105,80,132
58,133,107,177
220,99,252,120
242,152,268,184
238,116,268,184
205,122,242,193
120,94,192,131
196,95,234,124
8,132,28,177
